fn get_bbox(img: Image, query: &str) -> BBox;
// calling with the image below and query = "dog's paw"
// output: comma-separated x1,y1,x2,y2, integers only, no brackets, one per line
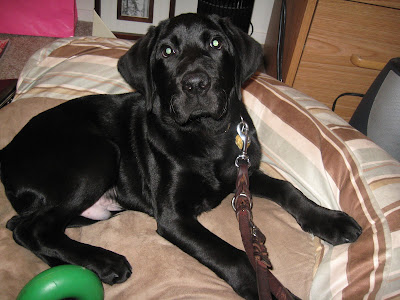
238,287,258,300
302,210,362,246
229,253,258,300
6,215,22,231
234,266,258,300
88,251,132,285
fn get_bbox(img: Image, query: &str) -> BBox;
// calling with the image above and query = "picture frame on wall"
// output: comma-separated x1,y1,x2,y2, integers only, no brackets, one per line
117,0,154,23
95,0,176,40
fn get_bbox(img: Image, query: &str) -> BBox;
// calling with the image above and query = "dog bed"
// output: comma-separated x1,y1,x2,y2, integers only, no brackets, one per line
0,37,399,299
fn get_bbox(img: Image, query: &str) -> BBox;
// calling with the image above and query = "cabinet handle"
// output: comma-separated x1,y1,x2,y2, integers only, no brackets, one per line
350,54,386,71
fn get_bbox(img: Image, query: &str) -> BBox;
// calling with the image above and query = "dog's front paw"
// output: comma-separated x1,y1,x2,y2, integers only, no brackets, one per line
302,209,362,246
88,251,132,285
229,253,258,300
238,286,258,300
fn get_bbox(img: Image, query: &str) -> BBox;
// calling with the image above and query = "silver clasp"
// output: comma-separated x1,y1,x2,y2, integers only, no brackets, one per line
235,117,251,167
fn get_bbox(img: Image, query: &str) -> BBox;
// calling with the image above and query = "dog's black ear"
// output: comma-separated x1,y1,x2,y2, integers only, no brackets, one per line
216,16,263,87
118,26,159,111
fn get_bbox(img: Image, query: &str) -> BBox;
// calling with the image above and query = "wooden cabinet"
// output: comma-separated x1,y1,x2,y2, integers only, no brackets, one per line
264,0,400,121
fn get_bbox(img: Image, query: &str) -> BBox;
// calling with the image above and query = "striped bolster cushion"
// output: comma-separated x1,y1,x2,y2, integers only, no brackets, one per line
13,37,400,299
244,74,400,300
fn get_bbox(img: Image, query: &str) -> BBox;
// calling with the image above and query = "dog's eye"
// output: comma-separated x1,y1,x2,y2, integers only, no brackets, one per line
210,38,222,50
161,46,175,58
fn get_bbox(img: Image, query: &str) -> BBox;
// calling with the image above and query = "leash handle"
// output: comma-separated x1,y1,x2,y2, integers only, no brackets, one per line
234,163,298,300
232,120,298,300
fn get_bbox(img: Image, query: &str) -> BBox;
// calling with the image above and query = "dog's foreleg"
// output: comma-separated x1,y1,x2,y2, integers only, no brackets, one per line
249,170,362,245
156,214,258,300
9,207,132,285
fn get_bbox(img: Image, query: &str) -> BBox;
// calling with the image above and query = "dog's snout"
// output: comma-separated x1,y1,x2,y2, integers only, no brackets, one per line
182,72,210,95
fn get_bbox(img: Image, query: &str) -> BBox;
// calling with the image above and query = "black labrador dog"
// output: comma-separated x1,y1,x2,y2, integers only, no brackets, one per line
0,14,361,299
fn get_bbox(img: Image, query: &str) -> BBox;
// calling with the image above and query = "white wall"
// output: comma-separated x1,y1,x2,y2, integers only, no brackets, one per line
251,0,274,44
174,0,198,15
82,0,274,44
76,0,94,22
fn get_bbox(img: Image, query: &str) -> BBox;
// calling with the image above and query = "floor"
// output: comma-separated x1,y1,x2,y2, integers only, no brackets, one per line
0,21,93,80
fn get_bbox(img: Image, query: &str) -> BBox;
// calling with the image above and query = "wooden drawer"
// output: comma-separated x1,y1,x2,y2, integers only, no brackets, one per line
291,0,400,121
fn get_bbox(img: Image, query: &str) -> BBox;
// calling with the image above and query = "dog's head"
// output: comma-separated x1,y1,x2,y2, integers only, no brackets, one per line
118,13,263,126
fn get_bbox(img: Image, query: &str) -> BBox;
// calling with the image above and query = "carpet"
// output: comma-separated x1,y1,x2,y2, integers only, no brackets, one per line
0,21,93,80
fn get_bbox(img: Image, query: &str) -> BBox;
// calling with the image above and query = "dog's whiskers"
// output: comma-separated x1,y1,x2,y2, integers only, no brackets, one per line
169,97,177,115
218,90,228,119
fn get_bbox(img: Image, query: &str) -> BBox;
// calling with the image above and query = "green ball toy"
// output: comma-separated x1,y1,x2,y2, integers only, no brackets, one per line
17,265,104,300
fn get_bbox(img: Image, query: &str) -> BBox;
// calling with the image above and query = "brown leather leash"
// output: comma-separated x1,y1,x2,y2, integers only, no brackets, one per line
232,119,299,300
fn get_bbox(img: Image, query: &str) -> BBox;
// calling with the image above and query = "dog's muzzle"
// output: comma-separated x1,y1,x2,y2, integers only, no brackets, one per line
167,67,228,125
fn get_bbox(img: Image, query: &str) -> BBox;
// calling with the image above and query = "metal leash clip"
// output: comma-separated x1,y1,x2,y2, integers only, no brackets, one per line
235,117,251,167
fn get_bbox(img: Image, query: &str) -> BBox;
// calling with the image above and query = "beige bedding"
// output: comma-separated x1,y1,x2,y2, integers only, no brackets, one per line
0,37,399,299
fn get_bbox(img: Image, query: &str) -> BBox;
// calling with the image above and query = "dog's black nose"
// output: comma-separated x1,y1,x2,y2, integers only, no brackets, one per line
182,72,210,95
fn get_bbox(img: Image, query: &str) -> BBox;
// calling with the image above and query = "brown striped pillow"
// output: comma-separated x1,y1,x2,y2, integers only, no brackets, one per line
243,73,400,299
